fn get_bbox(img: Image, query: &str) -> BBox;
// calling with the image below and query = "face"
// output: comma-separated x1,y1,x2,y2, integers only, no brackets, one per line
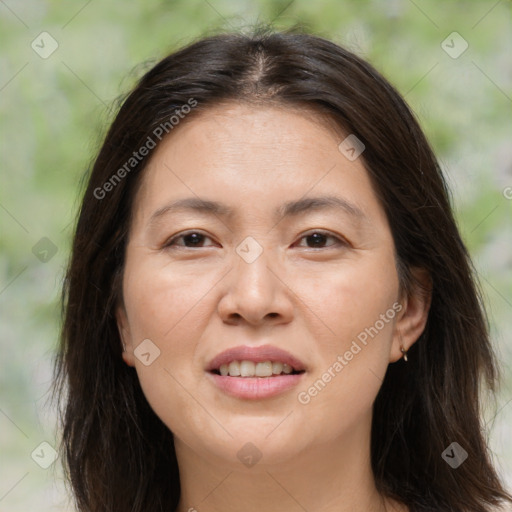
116,102,427,469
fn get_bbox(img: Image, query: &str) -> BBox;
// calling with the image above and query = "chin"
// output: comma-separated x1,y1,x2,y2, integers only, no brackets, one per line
202,421,311,469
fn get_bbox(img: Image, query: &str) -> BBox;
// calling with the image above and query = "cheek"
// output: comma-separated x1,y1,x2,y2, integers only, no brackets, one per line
293,250,399,433
291,247,399,350
120,255,226,433
122,255,218,343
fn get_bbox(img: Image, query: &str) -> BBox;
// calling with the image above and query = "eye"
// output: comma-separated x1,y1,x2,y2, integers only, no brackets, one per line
163,231,216,249
163,230,347,250
295,230,347,249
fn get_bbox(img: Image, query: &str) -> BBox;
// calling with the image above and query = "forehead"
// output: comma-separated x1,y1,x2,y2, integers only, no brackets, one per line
131,102,384,226
154,102,344,165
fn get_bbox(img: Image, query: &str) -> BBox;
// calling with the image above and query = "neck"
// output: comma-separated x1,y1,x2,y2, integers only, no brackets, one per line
174,411,405,512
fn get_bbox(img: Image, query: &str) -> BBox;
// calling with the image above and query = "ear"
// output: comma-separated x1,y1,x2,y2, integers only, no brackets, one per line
116,305,135,367
390,268,432,363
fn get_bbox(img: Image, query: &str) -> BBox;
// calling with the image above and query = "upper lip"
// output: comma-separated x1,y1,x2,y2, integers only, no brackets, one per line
206,345,306,373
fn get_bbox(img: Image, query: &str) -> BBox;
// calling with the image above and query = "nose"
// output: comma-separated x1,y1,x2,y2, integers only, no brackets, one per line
217,246,294,327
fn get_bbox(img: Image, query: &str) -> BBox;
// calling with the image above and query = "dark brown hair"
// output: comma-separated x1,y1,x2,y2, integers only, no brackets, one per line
53,26,512,512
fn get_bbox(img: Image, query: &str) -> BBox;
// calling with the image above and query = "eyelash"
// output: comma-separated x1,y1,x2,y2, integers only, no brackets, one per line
162,230,348,250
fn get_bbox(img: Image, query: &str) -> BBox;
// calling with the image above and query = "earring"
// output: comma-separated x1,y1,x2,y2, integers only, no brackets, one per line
400,346,408,362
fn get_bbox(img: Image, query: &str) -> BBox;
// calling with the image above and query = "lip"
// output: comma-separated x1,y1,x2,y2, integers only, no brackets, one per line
205,344,306,373
206,372,305,400
205,344,307,400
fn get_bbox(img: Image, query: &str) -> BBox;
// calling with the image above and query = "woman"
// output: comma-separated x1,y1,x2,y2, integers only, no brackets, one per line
53,27,512,512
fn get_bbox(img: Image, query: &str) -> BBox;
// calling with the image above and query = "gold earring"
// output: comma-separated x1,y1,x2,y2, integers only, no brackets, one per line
400,346,408,362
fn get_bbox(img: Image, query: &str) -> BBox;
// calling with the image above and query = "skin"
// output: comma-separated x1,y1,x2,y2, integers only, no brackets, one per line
116,102,431,512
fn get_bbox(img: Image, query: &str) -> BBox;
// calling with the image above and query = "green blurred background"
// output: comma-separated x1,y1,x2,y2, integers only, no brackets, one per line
0,0,511,510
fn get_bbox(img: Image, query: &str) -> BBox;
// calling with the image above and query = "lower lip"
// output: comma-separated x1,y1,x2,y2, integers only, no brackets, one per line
207,372,305,399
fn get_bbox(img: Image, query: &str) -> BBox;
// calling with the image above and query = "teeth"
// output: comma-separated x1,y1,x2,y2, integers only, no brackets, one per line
240,360,255,377
255,361,273,377
228,361,241,376
272,361,283,374
217,360,299,377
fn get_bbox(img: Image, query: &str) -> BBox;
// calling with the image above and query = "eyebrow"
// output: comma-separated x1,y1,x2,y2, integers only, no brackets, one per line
147,195,367,227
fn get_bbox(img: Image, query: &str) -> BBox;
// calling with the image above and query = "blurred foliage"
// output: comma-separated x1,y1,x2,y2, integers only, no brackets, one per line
0,0,511,510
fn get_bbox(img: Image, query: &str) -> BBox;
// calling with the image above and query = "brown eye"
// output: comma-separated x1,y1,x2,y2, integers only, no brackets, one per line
164,231,215,249
296,231,346,249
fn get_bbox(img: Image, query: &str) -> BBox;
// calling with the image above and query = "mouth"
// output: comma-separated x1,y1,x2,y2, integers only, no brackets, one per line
206,345,306,399
210,360,305,378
